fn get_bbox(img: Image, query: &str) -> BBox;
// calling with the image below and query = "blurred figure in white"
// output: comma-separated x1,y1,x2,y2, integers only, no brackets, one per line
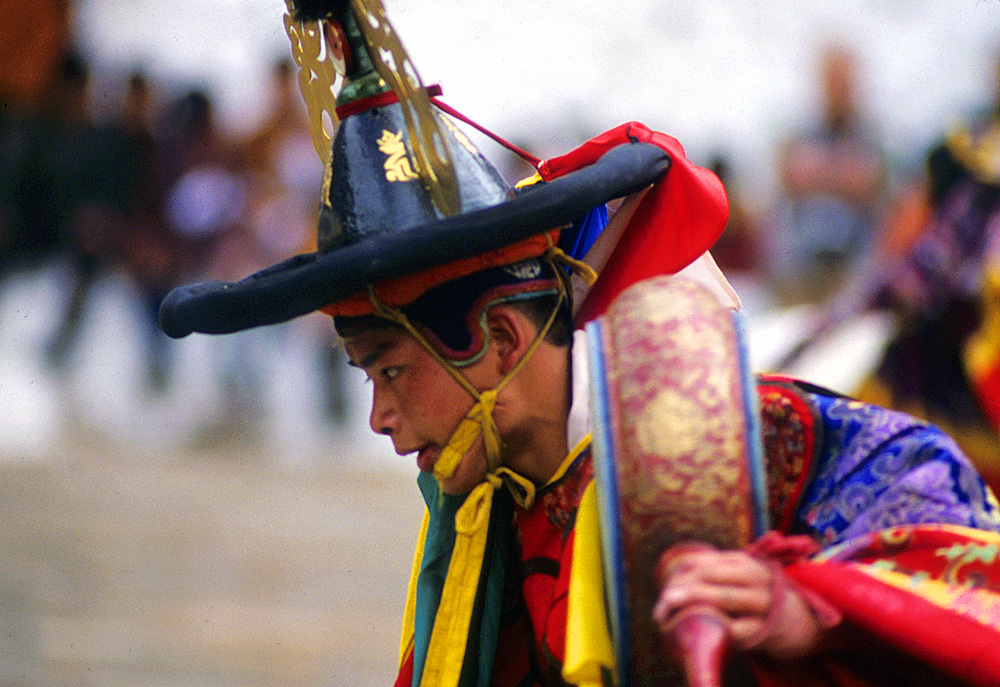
765,43,886,305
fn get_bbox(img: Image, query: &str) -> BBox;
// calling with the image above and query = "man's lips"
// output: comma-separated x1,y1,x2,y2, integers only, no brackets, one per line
414,445,439,472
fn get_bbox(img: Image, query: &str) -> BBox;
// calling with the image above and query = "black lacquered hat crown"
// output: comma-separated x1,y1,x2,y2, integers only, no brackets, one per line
158,0,670,338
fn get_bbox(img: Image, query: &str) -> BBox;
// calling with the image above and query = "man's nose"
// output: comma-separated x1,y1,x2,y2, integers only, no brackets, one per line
369,386,397,436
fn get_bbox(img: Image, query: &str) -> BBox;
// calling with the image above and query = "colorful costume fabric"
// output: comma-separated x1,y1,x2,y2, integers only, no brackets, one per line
147,3,1000,682
864,118,1000,490
395,375,1000,687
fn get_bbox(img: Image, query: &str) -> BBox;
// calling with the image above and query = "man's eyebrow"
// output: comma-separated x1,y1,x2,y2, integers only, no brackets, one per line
348,342,394,370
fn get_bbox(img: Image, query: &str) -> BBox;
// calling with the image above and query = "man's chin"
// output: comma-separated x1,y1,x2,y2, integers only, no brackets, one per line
415,446,439,473
436,453,489,496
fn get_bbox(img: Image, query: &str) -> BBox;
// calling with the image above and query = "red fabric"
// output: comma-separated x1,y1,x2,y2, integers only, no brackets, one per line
971,360,1000,430
516,502,576,669
756,377,819,533
393,642,415,687
746,532,843,633
780,526,1000,687
489,615,539,687
746,531,821,565
513,454,594,672
335,84,443,119
536,122,729,325
546,529,572,664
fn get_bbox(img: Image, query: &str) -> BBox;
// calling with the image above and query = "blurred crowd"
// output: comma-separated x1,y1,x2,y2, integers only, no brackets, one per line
1,51,323,376
718,43,1000,483
0,36,998,473
0,48,359,460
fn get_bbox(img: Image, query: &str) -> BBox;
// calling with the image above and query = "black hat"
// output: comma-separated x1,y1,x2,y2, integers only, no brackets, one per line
158,1,671,339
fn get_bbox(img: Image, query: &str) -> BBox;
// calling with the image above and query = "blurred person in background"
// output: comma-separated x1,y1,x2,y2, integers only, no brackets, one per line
708,154,761,276
113,69,177,389
155,88,255,422
780,47,1000,493
230,56,321,294
25,51,137,373
849,50,1000,493
0,47,171,382
0,0,69,275
706,152,767,312
158,89,246,266
210,54,347,446
765,43,886,305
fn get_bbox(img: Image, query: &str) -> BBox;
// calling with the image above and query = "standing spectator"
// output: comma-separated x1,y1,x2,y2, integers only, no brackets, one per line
766,44,886,304
858,75,1000,489
39,52,136,372
706,153,769,312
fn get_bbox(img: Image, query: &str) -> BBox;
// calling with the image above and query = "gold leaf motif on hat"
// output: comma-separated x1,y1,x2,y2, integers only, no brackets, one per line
282,0,341,162
350,0,460,215
378,130,420,182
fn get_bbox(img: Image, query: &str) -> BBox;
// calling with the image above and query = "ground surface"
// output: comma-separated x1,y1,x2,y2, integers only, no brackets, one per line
0,262,431,687
0,435,423,687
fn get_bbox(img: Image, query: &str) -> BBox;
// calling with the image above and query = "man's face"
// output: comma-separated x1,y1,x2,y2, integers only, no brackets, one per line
343,326,492,495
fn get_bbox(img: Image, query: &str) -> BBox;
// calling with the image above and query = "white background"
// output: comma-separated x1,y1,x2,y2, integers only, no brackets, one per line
73,0,1000,200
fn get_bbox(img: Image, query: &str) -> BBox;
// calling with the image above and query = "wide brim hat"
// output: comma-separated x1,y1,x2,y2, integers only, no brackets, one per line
159,137,670,337
159,2,726,340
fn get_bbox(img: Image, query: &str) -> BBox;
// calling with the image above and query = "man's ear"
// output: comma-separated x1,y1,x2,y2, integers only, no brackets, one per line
486,306,531,375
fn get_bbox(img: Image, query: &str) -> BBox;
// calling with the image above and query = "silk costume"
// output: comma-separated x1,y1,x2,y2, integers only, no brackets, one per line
395,366,1000,687
150,3,1000,685
152,30,1000,679
379,122,1000,687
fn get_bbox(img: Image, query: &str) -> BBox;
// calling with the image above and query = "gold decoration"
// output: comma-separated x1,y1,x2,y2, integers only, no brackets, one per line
378,129,420,182
595,276,761,686
947,121,1000,186
965,267,1000,378
320,142,335,211
349,0,460,217
439,115,480,156
283,0,342,164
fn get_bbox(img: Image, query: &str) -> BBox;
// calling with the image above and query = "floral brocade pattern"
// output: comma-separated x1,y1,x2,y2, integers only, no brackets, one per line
538,453,594,538
795,390,1000,545
597,277,757,687
602,278,756,558
810,524,1000,633
757,378,818,533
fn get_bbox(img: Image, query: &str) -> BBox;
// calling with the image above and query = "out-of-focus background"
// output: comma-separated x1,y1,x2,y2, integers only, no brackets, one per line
1,0,999,684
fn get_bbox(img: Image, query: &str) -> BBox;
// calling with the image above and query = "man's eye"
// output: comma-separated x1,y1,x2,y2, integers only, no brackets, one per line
381,366,401,381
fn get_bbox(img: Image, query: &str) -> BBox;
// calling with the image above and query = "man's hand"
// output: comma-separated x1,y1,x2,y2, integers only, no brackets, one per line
652,545,826,662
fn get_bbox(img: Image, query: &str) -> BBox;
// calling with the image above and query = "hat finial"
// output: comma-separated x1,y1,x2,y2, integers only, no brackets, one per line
284,0,460,217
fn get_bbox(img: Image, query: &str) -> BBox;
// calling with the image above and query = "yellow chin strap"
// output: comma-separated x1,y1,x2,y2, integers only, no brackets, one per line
368,241,597,488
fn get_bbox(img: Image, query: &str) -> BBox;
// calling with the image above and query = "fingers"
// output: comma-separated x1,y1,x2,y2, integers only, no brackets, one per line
653,549,773,624
663,549,772,587
728,616,772,650
653,545,830,661
654,580,771,621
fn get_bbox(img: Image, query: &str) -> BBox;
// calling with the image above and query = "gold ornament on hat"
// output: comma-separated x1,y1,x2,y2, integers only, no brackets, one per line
378,129,421,182
282,0,343,162
349,0,460,217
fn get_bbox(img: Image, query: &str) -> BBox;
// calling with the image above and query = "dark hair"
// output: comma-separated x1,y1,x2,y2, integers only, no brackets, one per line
508,292,573,348
334,290,573,350
333,313,403,339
